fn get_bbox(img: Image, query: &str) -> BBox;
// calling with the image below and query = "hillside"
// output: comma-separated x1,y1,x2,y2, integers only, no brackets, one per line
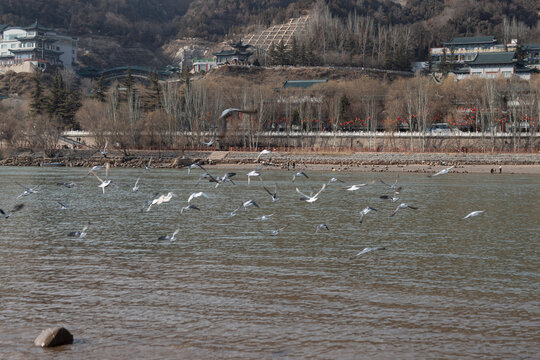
0,0,538,68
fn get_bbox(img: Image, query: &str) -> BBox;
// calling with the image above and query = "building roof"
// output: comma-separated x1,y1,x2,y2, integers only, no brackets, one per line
0,24,10,32
468,52,516,65
523,44,540,51
444,36,497,46
22,20,51,32
283,79,328,89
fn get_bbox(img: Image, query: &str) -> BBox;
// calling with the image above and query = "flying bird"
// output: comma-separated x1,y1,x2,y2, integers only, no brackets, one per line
0,204,24,219
100,141,108,157
158,229,180,241
256,149,272,162
68,225,88,238
132,177,140,192
315,224,330,234
259,224,289,236
181,204,200,214
187,163,206,175
428,165,455,177
247,170,263,184
251,214,274,221
262,183,279,202
350,246,386,259
327,177,345,185
296,183,326,203
390,203,418,217
242,199,259,210
343,180,375,191
462,210,485,220
56,201,68,210
202,131,216,146
187,192,209,203
292,171,309,182
145,157,152,171
146,192,175,212
16,184,39,199
359,206,378,224
90,163,111,193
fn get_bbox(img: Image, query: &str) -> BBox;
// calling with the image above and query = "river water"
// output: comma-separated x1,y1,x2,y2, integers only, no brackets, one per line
0,166,538,359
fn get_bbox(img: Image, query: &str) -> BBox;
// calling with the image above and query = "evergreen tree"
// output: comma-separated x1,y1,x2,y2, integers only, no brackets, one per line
93,74,106,102
149,70,162,110
276,39,288,65
290,37,300,66
300,42,308,66
30,71,47,115
267,43,276,65
47,71,67,117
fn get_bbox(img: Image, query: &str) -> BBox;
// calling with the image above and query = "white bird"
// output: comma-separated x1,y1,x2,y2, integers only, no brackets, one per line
390,203,418,217
219,107,243,119
187,192,209,203
315,224,330,234
262,184,279,202
359,206,378,224
259,224,289,236
132,177,140,192
292,171,309,182
211,172,236,187
100,141,108,157
224,206,241,218
68,225,87,239
0,204,24,219
181,204,200,214
379,176,400,190
296,183,326,203
350,246,386,259
380,191,400,202
462,210,485,220
256,149,272,162
16,184,39,199
343,180,375,191
146,192,175,211
327,177,344,185
251,214,274,221
429,165,455,177
247,170,262,184
145,157,152,171
242,199,259,210
90,163,111,193
158,229,180,241
202,131,216,146
187,163,206,175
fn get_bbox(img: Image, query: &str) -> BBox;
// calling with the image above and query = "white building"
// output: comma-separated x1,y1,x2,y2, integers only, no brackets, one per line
192,58,217,73
453,52,534,80
0,21,77,73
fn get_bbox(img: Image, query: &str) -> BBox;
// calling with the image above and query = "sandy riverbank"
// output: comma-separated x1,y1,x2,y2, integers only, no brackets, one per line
1,149,539,174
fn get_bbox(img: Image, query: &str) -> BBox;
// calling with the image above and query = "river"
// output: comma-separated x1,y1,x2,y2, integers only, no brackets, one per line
0,166,538,359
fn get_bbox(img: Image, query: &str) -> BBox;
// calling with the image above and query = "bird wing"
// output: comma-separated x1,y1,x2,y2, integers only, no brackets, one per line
263,185,274,197
295,187,310,198
314,183,326,198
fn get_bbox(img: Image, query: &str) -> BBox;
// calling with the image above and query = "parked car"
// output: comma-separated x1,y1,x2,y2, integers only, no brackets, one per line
429,123,452,133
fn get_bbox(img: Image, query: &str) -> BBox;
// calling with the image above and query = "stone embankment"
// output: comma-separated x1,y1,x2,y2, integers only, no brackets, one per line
1,149,539,169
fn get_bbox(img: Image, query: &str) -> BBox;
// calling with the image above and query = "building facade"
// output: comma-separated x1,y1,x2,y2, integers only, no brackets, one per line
453,52,533,80
0,21,77,73
192,58,217,73
214,40,253,65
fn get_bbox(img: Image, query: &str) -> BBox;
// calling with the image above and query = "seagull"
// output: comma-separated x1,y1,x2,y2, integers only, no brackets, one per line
224,206,241,218
296,183,326,203
359,206,378,224
181,204,200,214
132,177,140,192
390,203,418,217
315,224,330,234
16,184,39,198
380,192,400,202
202,131,216,146
158,229,180,241
86,165,103,177
0,204,24,219
242,199,259,210
100,141,108,157
262,183,279,202
68,225,87,238
327,177,344,185
187,163,206,175
256,149,272,162
247,170,262,184
350,246,386,259
56,201,68,210
379,176,400,190
259,224,289,236
187,191,209,203
146,192,175,212
197,172,216,184
219,107,243,119
429,165,455,177
292,171,309,182
90,163,111,193
145,157,152,170
211,172,236,187
343,180,375,191
56,182,76,188
251,214,274,221
462,210,485,220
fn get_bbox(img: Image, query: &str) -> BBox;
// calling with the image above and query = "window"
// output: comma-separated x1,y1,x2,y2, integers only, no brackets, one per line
1,44,6,49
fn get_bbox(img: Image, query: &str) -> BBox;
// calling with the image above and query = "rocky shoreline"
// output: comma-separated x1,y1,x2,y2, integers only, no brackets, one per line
1,149,539,174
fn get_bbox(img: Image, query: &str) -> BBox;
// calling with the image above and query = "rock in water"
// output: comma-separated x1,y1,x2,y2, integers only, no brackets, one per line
34,327,73,347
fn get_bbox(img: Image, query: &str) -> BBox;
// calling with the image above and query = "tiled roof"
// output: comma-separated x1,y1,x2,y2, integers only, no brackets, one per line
468,52,516,65
444,36,496,46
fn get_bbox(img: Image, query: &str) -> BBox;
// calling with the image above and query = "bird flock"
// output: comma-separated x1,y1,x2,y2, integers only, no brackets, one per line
1,159,485,258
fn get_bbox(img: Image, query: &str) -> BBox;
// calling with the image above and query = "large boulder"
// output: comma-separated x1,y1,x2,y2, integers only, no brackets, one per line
34,327,73,347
